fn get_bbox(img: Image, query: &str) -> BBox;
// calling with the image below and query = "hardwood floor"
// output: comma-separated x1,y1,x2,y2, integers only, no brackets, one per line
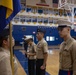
16,46,59,75
46,49,59,75
17,59,27,75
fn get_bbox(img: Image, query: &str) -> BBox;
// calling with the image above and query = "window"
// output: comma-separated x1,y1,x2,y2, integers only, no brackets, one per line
32,7,37,13
46,36,49,41
27,7,32,12
13,16,19,22
50,37,55,41
26,17,31,22
43,18,48,23
20,16,26,22
38,8,43,14
43,8,48,14
38,17,43,23
32,17,37,22
46,36,55,41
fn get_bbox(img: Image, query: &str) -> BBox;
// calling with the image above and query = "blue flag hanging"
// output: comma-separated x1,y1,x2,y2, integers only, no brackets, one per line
0,0,21,33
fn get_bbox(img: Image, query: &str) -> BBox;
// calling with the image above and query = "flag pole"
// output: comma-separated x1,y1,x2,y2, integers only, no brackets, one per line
9,22,14,75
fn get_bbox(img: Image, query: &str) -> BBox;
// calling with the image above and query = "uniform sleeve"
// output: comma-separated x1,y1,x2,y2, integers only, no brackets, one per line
33,44,36,53
43,42,48,53
0,56,12,75
27,46,30,52
14,57,18,75
72,42,76,75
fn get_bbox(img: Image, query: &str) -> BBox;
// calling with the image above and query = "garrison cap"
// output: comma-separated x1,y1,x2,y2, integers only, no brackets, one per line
57,20,72,28
37,28,46,34
0,29,9,37
24,36,33,40
22,35,26,40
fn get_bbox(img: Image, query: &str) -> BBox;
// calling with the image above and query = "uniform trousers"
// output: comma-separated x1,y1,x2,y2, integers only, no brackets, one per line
28,59,36,75
36,59,45,75
58,70,73,75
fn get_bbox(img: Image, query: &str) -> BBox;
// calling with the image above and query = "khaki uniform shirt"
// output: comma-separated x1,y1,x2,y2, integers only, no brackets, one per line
59,37,76,75
27,42,36,59
36,38,48,59
0,47,18,75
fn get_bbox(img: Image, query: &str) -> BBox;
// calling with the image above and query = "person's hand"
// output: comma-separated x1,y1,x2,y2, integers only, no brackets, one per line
40,65,46,70
22,50,27,55
27,53,30,55
25,51,27,54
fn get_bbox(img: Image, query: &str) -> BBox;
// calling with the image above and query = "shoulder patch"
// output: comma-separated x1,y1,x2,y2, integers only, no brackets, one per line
44,43,47,46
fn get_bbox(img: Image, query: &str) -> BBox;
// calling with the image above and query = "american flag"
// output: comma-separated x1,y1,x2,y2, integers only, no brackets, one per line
53,0,58,8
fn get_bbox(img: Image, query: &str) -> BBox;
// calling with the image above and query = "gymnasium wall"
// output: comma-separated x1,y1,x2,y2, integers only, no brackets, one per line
13,25,76,46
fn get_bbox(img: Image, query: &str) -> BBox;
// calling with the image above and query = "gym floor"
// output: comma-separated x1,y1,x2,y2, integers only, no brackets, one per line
14,46,59,75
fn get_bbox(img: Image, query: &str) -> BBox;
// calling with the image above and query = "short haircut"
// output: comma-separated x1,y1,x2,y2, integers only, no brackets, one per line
28,38,33,42
0,36,9,47
0,29,9,47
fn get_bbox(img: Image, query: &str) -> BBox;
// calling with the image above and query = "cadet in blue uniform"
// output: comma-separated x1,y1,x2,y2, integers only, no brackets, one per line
57,20,76,75
36,28,48,75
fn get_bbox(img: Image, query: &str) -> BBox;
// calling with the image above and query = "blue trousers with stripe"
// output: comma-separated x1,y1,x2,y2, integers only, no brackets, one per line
58,70,73,75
